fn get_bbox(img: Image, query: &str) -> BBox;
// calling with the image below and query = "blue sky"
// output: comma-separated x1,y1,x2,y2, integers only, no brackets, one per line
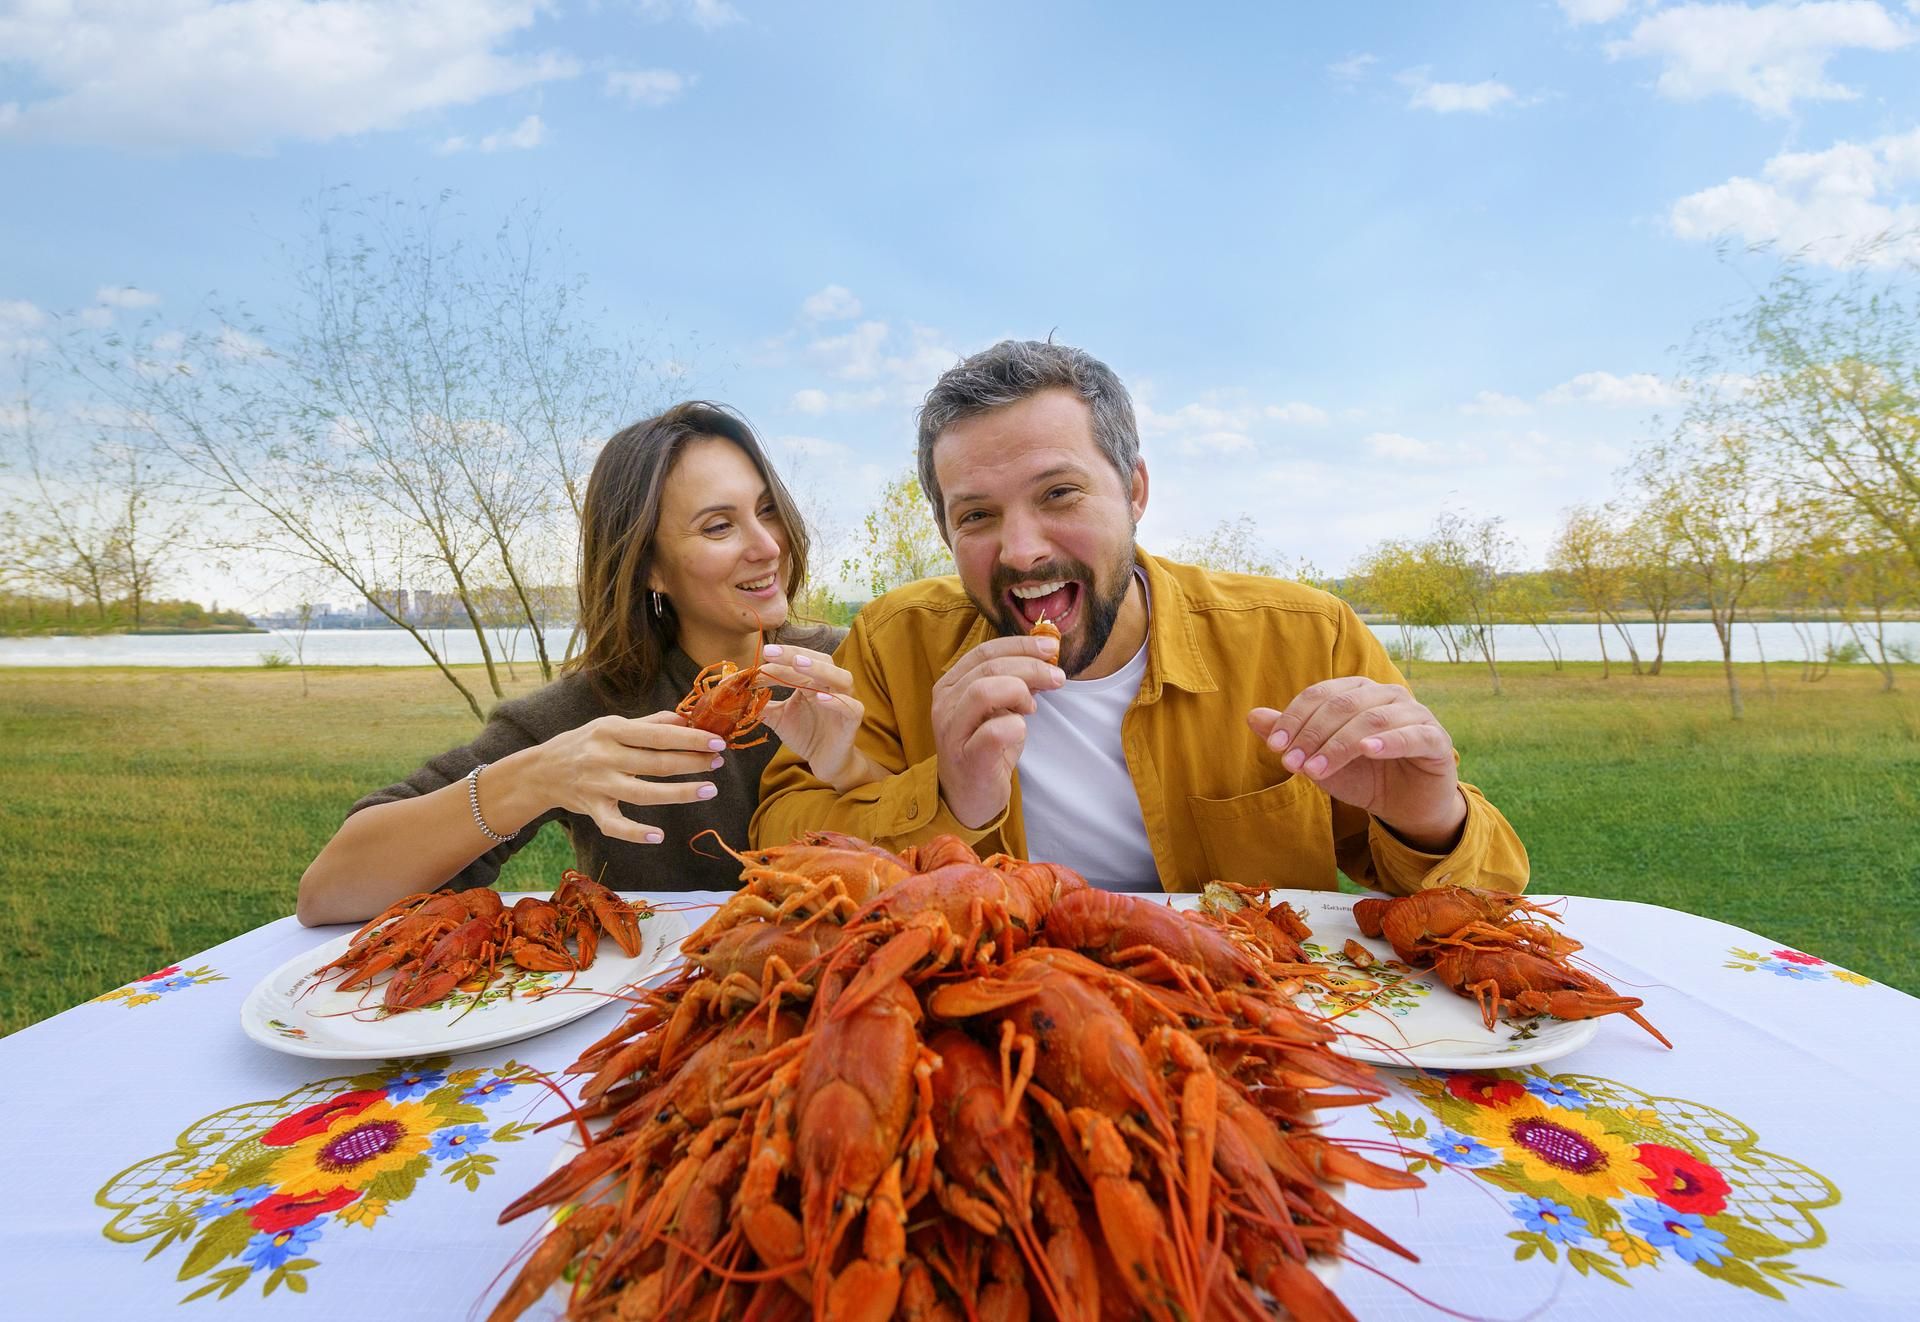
5,0,1919,601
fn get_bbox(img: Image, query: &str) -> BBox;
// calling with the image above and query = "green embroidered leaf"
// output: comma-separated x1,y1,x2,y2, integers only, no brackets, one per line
492,1121,538,1144
140,1204,202,1259
1699,1256,1786,1301
176,1214,252,1280
1714,1216,1793,1258
287,1272,308,1294
366,1166,421,1203
180,1264,253,1304
264,1265,285,1297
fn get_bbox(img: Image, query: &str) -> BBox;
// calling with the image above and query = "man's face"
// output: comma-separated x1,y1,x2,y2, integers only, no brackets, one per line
932,388,1147,676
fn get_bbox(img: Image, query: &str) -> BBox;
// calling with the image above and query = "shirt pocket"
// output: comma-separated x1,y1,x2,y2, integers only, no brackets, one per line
1186,775,1337,891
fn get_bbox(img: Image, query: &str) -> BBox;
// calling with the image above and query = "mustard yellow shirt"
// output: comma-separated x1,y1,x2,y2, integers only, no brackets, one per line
753,550,1529,896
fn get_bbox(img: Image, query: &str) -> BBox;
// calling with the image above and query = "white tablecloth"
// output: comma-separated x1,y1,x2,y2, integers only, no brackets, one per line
2,892,1914,1319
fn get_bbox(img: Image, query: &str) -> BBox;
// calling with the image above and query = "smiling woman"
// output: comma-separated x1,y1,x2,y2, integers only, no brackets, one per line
295,403,871,923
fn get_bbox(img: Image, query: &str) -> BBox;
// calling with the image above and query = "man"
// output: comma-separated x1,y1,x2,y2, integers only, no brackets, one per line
753,340,1528,895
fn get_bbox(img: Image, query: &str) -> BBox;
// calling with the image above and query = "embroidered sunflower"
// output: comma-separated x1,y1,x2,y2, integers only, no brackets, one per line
267,1097,433,1197
1458,1097,1651,1201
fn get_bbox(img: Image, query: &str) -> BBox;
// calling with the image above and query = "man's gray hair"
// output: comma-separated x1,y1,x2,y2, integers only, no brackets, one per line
916,339,1140,533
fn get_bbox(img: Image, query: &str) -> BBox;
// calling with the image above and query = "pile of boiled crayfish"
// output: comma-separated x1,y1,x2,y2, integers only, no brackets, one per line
309,872,648,1013
1352,886,1671,1048
487,833,1424,1322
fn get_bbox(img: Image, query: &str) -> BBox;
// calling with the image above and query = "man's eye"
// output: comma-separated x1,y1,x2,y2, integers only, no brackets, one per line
1046,486,1076,501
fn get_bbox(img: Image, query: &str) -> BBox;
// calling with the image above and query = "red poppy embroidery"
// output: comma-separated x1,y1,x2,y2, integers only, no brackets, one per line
1636,1142,1732,1216
1447,1074,1528,1108
246,1187,360,1233
260,1090,385,1146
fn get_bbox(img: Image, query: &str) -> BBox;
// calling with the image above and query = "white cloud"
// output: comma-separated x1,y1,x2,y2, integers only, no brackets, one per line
1462,390,1534,417
1,298,49,353
776,434,852,460
0,1,575,152
791,388,832,415
1541,370,1682,407
1365,431,1443,462
1328,53,1378,82
801,285,863,322
632,0,743,28
95,286,161,309
1403,74,1520,114
216,326,269,360
1670,127,1920,267
439,113,546,154
1608,2,1914,117
1559,0,1637,23
605,69,694,106
1264,402,1330,426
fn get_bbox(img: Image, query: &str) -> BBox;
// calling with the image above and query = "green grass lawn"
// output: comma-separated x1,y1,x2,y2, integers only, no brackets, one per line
2,659,1915,1034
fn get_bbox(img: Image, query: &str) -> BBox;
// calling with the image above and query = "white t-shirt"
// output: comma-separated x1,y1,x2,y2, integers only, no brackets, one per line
1016,574,1160,890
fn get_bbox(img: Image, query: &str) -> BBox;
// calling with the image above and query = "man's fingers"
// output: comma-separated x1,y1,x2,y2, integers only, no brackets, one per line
1263,677,1377,750
956,675,1042,727
1354,722,1455,766
961,712,1027,764
941,633,1061,686
1278,681,1404,769
1299,703,1436,779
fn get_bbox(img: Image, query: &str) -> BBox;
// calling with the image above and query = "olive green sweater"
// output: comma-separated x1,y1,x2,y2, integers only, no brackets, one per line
352,626,843,893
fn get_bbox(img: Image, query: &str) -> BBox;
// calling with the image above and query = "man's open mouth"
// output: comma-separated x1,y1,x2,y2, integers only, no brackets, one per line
1007,579,1080,631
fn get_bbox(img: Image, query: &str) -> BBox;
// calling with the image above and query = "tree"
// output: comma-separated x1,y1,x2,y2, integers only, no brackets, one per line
1495,570,1565,671
1170,515,1279,576
1618,496,1684,675
1728,257,1920,579
76,190,656,719
1548,504,1639,678
1350,537,1466,673
1426,511,1517,695
844,470,954,600
1634,430,1774,719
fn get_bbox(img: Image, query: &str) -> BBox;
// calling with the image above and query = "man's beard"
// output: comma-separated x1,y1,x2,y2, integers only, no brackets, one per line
977,546,1136,677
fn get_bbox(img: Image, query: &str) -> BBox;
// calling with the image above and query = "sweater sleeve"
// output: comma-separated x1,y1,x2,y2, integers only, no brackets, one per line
347,689,576,893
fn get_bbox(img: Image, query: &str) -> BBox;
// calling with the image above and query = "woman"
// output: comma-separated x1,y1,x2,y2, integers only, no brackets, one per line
296,402,872,925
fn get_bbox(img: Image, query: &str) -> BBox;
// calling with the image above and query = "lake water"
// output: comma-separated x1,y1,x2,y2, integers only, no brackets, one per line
1,620,1913,668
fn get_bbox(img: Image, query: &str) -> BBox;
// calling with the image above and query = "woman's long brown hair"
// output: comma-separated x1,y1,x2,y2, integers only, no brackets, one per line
565,402,812,707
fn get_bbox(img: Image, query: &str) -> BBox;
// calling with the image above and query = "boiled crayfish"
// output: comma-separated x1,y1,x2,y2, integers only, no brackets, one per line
1353,885,1669,1047
488,835,1422,1322
309,872,652,1014
676,633,774,749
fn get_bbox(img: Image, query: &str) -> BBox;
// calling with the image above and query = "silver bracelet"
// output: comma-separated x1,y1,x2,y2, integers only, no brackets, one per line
466,763,512,844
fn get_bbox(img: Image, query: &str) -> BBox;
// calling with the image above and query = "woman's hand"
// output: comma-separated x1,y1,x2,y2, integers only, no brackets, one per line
756,644,883,793
520,711,727,845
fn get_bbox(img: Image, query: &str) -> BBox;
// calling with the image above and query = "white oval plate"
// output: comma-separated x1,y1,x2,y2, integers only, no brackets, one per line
240,893,687,1061
1278,891,1602,1070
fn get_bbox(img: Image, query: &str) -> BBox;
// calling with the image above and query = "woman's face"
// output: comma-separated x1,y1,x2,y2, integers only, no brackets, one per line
648,437,791,653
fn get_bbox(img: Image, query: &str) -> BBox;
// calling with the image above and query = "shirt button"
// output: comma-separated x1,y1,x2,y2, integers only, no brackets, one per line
906,800,920,820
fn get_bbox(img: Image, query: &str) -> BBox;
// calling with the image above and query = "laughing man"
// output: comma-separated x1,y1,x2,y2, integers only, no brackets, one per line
752,339,1528,895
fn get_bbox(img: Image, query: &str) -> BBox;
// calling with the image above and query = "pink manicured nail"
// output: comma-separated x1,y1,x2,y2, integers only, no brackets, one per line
815,691,836,703
710,755,725,769
644,831,663,843
794,655,813,668
696,783,718,800
762,644,784,657
707,737,727,751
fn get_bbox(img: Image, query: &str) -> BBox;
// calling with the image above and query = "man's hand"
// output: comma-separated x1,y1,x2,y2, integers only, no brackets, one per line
1248,677,1467,852
933,633,1065,829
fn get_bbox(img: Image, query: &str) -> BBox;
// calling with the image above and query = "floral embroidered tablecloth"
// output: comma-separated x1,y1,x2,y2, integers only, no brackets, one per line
1,891,1915,1319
